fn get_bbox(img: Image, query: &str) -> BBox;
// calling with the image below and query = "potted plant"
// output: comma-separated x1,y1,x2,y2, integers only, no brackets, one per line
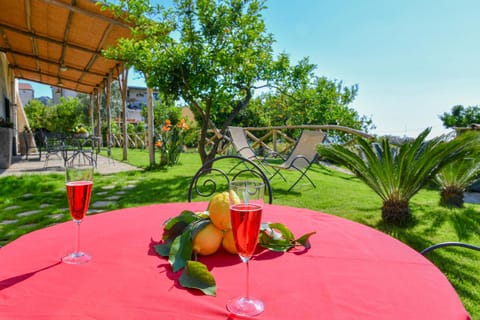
74,125,89,138
0,117,14,168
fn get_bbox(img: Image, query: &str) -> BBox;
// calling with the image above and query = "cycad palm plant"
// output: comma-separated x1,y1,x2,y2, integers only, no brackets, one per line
435,158,480,208
318,128,478,226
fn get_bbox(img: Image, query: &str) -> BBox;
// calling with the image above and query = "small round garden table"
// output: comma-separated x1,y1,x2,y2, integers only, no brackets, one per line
0,203,470,319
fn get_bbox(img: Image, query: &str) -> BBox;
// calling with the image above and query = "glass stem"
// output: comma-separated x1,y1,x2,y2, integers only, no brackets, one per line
245,260,250,298
74,220,81,254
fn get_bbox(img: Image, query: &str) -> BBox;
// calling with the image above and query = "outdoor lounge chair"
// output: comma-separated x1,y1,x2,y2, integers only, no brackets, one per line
187,155,273,204
227,126,280,173
228,126,260,161
267,130,325,192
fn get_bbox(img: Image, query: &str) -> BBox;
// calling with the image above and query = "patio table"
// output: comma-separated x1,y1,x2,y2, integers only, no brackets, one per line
63,135,100,166
0,202,470,319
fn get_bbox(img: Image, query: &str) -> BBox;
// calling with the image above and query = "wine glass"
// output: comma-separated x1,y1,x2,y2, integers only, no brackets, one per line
227,180,265,317
62,162,94,264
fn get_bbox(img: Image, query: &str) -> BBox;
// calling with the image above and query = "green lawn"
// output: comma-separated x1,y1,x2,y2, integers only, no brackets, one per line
0,149,479,318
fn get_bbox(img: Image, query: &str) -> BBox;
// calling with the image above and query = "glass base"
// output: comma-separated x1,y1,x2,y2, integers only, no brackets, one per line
226,296,264,317
62,251,91,264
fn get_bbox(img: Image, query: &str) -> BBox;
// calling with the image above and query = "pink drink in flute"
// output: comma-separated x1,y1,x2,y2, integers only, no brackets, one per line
66,181,93,221
227,180,265,317
63,163,93,264
230,204,262,261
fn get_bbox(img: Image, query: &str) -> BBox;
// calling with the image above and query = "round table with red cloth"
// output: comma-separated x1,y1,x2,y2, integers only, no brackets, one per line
0,203,470,319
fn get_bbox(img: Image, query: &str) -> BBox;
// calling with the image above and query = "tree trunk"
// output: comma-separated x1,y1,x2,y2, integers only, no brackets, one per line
381,198,411,226
440,186,464,208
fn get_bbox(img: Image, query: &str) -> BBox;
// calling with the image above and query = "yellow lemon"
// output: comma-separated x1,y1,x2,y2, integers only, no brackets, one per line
222,229,238,254
192,223,224,256
208,191,240,231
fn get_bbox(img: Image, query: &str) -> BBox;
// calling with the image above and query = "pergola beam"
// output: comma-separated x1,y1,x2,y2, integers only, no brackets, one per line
42,0,131,28
78,24,114,87
11,66,100,91
0,48,106,77
0,23,102,56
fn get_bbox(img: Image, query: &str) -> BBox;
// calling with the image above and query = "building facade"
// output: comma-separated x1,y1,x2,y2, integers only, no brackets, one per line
18,83,34,106
52,86,78,104
126,86,160,123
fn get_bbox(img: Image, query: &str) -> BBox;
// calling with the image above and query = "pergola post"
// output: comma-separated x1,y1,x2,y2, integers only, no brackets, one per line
105,72,112,156
90,89,95,138
147,85,155,166
9,68,17,155
117,65,128,161
96,85,102,145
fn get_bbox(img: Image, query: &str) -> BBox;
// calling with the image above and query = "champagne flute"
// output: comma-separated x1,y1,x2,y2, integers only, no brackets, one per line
62,162,93,264
227,180,265,317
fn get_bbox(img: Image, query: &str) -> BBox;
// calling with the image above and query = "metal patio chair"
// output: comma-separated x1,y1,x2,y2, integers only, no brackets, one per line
187,155,273,204
421,242,480,255
22,131,42,160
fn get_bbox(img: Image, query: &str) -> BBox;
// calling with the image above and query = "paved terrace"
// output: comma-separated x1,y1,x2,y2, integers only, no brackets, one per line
0,154,141,177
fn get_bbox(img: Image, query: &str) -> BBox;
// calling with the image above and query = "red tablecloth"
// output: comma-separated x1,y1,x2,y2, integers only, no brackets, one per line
0,203,470,319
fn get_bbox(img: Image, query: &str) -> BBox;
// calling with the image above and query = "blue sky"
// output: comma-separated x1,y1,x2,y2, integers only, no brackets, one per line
27,0,480,138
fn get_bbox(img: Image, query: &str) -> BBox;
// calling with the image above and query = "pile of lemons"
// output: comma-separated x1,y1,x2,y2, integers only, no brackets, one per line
192,191,240,256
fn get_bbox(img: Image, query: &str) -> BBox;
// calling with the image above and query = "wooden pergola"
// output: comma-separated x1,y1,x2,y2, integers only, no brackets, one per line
0,0,135,159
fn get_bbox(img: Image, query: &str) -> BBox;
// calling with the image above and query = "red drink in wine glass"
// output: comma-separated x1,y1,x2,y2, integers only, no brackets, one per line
227,181,265,317
230,203,262,261
66,181,93,221
62,163,93,264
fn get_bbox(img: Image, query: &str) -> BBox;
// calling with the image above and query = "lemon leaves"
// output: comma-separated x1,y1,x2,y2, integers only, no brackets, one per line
154,210,217,296
179,261,216,297
259,223,316,252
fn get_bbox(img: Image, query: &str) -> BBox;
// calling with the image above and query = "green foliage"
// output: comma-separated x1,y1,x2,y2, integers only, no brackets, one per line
179,261,217,296
23,99,50,130
24,97,89,134
245,77,372,133
126,123,136,135
439,104,480,128
318,128,479,225
259,223,315,252
155,118,190,166
151,98,182,128
435,158,480,207
436,159,480,192
100,0,373,166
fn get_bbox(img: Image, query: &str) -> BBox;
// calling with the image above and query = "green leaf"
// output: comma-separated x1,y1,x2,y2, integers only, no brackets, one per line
154,243,171,257
259,222,295,252
259,223,315,252
295,232,316,249
189,219,211,239
268,223,295,241
169,230,193,272
162,210,200,242
179,260,217,296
